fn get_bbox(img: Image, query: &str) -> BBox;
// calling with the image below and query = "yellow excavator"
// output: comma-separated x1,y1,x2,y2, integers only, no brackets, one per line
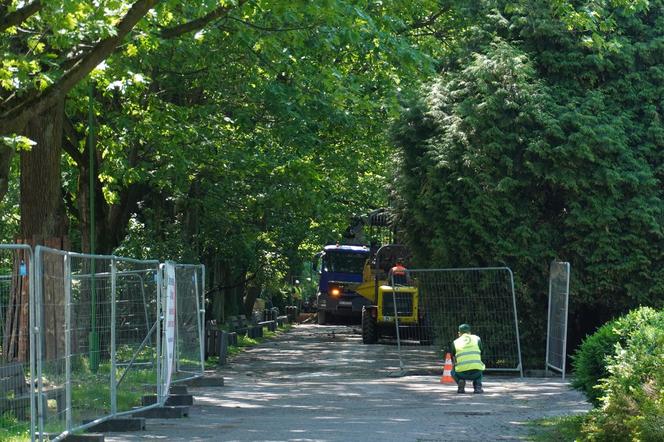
348,244,431,344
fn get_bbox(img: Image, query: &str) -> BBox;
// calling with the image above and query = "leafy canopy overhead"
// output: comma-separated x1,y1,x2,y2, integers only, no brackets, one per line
2,1,455,299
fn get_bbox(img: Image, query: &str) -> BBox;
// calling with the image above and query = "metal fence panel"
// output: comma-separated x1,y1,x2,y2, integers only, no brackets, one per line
109,258,160,415
172,264,205,383
34,247,161,441
0,244,36,441
546,261,570,379
2,245,204,441
390,268,523,376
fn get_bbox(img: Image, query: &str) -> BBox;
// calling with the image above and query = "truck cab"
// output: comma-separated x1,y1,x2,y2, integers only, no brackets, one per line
314,244,371,324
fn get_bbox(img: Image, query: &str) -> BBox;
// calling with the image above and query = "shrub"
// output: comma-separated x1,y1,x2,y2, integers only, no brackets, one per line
571,321,620,405
571,307,662,406
579,311,664,441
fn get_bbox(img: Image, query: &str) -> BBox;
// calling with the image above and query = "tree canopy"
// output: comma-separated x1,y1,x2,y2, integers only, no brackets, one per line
1,0,659,331
1,0,452,318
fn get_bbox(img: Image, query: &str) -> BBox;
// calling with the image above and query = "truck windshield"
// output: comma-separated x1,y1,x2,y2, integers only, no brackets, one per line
323,252,367,274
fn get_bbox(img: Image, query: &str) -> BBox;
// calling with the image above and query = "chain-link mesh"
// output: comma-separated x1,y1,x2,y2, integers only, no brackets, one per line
0,245,36,441
390,268,522,375
172,264,205,383
34,247,160,441
112,259,160,414
1,244,204,441
546,261,570,379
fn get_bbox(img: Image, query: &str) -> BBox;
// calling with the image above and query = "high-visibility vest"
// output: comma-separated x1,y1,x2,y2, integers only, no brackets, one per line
454,333,485,372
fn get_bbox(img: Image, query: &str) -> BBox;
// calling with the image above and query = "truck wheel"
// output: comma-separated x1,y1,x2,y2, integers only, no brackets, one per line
317,309,327,325
362,307,378,344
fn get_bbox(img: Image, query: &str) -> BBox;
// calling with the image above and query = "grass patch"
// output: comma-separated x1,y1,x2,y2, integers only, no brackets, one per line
224,323,293,360
40,358,157,423
0,413,30,442
1,403,94,441
528,415,585,441
0,359,158,442
204,356,219,369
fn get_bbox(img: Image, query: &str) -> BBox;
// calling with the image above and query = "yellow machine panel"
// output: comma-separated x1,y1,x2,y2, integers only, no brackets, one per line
377,286,419,325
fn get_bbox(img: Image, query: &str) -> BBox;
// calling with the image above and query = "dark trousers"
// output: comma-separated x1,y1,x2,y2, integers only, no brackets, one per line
451,368,483,388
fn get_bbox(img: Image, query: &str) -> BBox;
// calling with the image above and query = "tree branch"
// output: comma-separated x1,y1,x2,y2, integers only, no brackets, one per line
105,182,145,252
0,0,42,33
0,0,160,136
398,8,448,35
227,15,318,32
63,187,79,221
160,0,248,39
204,272,257,296
61,117,84,165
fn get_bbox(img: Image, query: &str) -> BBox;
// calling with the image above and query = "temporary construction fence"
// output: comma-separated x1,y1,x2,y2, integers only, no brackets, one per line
171,263,205,384
1,244,36,440
546,261,571,379
158,262,205,400
33,246,162,440
0,244,205,441
388,267,523,377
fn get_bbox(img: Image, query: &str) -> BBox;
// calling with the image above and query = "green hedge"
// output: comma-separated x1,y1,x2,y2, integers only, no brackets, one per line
571,307,664,441
571,307,662,405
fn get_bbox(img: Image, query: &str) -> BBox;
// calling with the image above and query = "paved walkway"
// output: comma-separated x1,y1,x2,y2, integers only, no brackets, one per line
106,324,590,441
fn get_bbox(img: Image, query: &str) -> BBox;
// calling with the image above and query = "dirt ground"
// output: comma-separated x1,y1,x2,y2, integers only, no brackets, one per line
106,324,590,441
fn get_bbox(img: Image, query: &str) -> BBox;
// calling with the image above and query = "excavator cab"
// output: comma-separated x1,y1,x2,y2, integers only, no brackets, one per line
350,245,430,345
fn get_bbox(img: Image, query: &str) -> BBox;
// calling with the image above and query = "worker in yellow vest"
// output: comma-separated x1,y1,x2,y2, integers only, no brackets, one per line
451,323,485,394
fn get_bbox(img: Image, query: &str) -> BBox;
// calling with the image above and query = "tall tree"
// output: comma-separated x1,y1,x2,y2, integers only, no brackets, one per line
1,0,160,361
392,0,663,361
3,1,454,327
1,0,160,244
63,1,451,320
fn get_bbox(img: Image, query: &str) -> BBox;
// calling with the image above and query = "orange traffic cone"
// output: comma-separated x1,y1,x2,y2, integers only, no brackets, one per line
440,352,455,384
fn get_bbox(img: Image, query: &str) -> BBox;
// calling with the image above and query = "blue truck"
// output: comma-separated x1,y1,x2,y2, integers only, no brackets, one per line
314,244,371,325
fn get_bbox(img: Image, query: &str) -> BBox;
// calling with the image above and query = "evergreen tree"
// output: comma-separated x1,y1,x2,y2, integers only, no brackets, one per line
392,0,664,360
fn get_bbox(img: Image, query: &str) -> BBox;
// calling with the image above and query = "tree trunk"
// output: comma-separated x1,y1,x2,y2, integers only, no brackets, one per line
243,284,261,318
17,99,69,362
101,182,144,254
181,180,200,262
20,99,68,241
0,144,12,203
233,274,246,318
209,257,225,323
67,117,144,255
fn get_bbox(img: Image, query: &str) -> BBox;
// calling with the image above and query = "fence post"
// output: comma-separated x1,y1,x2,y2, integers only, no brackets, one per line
546,261,571,379
64,254,73,430
390,272,405,373
507,269,524,378
157,264,164,405
34,246,45,441
110,258,118,415
199,266,206,372
194,268,204,375
26,246,37,442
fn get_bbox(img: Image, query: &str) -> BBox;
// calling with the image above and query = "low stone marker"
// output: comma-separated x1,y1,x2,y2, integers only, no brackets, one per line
218,330,229,366
82,417,145,432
